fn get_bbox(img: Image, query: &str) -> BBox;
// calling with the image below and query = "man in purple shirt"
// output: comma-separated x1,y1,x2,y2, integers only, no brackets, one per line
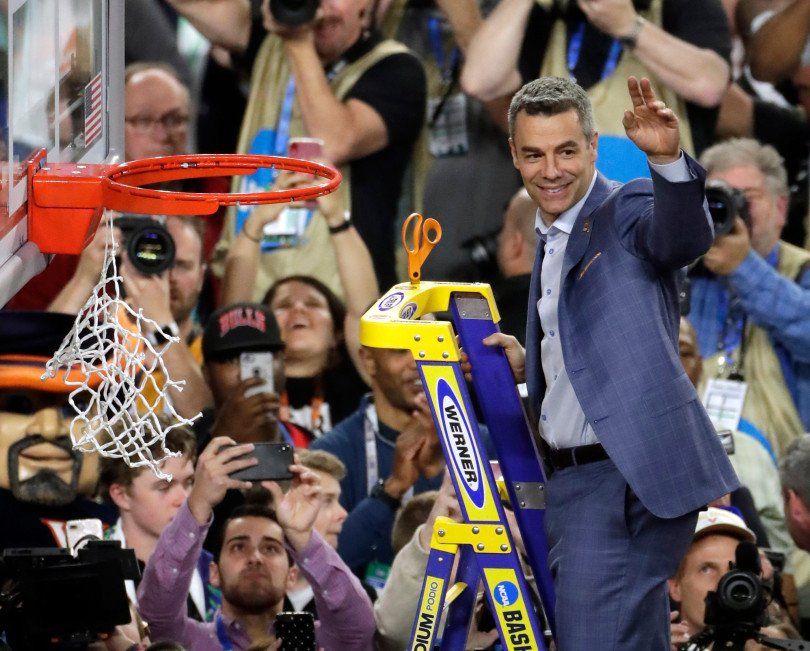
137,436,375,650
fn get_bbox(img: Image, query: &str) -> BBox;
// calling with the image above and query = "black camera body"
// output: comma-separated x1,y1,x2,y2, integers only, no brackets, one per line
705,180,751,238
270,0,320,26
115,215,176,276
0,541,139,648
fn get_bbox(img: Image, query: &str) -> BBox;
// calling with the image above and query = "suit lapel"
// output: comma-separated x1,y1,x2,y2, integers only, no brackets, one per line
525,236,545,409
561,172,613,279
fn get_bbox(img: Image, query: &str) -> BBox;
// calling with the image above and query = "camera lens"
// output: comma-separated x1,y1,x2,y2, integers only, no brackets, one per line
270,0,319,26
126,222,175,276
718,572,759,612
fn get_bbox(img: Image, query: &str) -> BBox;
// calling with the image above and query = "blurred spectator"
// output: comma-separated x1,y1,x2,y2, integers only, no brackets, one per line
714,0,810,248
668,507,797,648
137,437,376,649
125,1,193,88
288,449,349,614
387,0,523,282
220,172,376,435
780,434,810,634
98,426,220,623
48,215,214,420
199,302,313,449
310,346,445,581
172,0,426,292
681,317,795,555
746,0,810,85
492,188,536,345
689,138,810,456
461,0,731,157
124,63,191,161
0,312,114,551
781,434,810,554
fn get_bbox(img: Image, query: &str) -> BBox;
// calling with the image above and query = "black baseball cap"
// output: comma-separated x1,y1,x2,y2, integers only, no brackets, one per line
202,303,284,362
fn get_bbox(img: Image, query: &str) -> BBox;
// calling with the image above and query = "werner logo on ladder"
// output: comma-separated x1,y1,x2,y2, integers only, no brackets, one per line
360,214,556,650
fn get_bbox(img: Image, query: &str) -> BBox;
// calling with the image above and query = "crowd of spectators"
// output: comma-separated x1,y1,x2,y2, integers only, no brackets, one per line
2,0,810,648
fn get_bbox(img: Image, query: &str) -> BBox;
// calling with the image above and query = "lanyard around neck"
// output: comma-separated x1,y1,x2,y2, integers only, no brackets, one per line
364,400,414,501
566,22,622,83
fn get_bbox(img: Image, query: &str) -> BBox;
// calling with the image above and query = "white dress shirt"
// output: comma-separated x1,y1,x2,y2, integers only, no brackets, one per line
535,157,693,449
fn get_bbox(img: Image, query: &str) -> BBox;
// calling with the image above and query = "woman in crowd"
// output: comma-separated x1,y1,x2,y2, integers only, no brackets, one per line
221,172,378,436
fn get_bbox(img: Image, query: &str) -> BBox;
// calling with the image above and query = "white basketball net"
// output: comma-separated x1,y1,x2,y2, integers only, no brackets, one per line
42,211,199,479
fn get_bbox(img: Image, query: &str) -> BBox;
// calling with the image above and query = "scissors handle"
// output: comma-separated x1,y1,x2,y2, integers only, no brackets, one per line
402,213,442,285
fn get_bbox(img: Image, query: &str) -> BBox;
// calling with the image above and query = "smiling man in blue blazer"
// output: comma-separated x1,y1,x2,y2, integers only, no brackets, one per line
484,76,739,650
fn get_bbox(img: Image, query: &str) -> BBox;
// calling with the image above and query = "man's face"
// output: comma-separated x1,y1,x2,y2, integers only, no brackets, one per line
679,318,703,387
510,109,598,225
212,516,292,615
205,354,286,409
708,165,787,257
669,534,740,635
363,348,422,413
311,0,369,64
166,218,206,325
113,455,194,544
310,469,347,548
124,69,190,161
784,491,810,552
0,390,99,505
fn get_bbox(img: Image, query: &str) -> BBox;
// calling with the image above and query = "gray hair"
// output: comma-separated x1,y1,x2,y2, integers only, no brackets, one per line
699,138,788,199
508,77,595,140
779,433,810,507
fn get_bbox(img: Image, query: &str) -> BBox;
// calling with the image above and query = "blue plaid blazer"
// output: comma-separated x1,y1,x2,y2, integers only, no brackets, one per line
526,156,739,518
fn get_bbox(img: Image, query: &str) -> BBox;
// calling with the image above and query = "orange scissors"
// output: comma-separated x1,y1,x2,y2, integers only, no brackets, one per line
402,213,442,285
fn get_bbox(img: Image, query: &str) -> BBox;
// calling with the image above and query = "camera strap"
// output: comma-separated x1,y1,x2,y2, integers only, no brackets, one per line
566,22,622,84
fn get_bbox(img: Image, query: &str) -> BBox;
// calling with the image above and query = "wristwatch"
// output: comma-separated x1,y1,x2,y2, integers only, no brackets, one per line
370,478,401,511
328,210,352,235
147,320,180,347
618,16,645,50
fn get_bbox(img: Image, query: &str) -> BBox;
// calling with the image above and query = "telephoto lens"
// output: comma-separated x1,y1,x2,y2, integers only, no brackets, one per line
705,180,749,238
270,0,319,26
115,216,176,276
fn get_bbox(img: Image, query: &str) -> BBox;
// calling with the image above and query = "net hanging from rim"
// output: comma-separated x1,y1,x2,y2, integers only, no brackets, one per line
42,212,189,480
32,153,342,479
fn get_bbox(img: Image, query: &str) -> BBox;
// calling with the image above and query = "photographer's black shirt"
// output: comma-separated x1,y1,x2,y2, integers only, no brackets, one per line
240,23,427,289
518,0,731,155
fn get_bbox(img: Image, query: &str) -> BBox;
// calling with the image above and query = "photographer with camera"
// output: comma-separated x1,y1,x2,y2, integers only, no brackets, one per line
48,214,214,420
136,437,375,650
166,0,426,291
689,138,810,458
668,507,800,650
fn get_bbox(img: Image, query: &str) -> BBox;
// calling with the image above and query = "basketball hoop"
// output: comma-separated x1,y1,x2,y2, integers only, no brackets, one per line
33,151,342,479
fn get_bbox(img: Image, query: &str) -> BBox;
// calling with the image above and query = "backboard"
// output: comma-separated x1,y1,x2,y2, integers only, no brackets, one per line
0,0,123,306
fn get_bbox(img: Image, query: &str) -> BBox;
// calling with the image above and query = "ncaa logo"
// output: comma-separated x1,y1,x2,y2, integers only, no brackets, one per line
378,292,404,311
399,302,418,320
493,581,519,608
436,379,486,509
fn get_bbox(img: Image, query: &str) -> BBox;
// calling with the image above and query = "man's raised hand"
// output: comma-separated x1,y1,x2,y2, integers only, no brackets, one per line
263,463,322,552
188,437,257,524
622,76,680,165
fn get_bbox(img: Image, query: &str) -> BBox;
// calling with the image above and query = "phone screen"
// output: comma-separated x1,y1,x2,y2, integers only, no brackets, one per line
240,351,275,397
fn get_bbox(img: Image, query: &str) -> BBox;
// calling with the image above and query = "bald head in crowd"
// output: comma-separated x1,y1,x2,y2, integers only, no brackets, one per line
124,63,190,161
497,188,538,278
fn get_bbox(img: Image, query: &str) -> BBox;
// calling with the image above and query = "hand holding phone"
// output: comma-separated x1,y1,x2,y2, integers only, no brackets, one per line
228,442,294,482
240,351,275,398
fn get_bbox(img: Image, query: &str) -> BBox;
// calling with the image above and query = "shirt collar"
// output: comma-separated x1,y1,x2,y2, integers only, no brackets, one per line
534,170,598,238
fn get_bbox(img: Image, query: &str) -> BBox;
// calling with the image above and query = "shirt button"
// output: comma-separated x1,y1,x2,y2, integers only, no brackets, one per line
553,374,558,381
549,330,555,337
189,532,196,540
546,289,551,296
541,414,547,421
548,248,554,254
